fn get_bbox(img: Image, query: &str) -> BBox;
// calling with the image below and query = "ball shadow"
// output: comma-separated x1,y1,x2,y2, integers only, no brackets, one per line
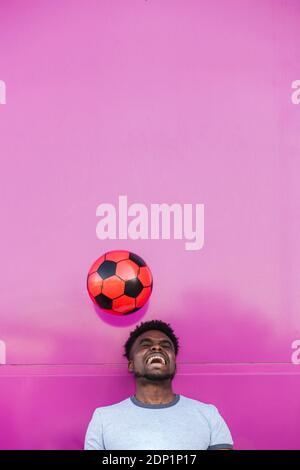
92,301,149,328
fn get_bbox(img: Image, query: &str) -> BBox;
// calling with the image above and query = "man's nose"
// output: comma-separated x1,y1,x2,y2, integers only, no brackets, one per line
150,344,163,351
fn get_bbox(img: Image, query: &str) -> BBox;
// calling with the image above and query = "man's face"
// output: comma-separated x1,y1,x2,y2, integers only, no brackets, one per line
128,330,177,382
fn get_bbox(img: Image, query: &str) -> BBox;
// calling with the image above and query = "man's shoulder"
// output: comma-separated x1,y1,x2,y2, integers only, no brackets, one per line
92,397,132,415
179,395,218,414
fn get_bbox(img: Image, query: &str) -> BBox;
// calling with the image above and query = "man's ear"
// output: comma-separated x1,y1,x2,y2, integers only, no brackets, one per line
128,360,134,373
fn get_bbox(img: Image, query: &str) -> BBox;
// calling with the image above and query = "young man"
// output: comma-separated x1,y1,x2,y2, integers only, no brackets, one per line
84,320,233,450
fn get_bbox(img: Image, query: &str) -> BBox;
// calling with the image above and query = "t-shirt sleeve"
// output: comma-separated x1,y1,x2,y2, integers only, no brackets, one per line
207,405,234,450
84,409,105,450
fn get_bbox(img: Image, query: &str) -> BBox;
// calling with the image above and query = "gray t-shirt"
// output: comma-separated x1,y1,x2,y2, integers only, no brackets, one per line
84,394,233,450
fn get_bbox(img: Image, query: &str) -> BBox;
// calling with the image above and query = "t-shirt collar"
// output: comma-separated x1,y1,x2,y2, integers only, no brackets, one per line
130,394,180,409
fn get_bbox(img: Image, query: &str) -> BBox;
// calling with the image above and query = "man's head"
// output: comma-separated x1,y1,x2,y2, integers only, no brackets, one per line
123,320,179,382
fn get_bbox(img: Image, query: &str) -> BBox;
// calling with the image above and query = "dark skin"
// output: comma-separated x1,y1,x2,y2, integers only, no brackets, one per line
127,329,233,450
128,330,177,405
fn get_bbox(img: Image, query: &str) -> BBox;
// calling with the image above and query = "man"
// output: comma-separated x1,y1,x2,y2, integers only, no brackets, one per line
84,320,233,450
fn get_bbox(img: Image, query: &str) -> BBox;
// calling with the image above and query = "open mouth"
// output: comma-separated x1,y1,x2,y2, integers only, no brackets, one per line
146,354,167,366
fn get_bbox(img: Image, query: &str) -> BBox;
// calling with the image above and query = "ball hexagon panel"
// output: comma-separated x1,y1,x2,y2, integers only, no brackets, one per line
129,252,146,267
97,260,116,279
102,275,125,299
87,272,103,297
105,250,130,262
94,293,113,310
136,286,152,309
112,295,136,314
124,278,144,298
116,259,139,281
138,266,152,287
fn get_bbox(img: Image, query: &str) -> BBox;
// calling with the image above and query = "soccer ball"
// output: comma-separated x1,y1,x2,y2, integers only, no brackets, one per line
87,250,153,315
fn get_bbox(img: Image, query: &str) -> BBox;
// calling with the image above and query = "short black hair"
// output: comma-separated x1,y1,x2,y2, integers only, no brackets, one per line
123,319,179,360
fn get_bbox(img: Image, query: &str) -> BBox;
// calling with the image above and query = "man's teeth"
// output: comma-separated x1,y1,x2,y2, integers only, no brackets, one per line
147,355,166,365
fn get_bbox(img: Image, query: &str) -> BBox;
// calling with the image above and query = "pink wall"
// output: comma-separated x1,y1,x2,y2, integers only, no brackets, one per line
0,0,299,449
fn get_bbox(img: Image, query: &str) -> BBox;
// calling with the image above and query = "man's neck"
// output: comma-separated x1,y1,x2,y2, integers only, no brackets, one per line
134,381,176,405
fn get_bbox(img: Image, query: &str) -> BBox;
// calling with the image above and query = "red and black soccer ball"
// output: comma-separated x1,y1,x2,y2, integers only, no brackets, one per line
87,250,153,315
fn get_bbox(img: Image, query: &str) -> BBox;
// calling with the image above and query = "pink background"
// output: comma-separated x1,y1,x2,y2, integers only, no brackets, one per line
0,0,300,449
